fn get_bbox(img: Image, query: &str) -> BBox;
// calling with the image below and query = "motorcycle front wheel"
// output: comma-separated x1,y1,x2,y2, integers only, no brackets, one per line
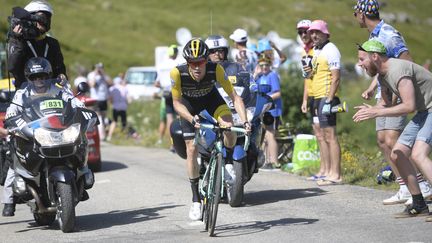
56,182,76,233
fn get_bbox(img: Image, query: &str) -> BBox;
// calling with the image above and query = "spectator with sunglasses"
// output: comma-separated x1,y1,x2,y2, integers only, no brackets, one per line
170,38,250,221
253,55,282,170
353,0,431,205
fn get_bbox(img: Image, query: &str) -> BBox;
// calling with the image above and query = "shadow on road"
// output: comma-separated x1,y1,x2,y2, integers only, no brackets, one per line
98,160,128,172
243,187,327,206
214,217,319,237
75,204,182,232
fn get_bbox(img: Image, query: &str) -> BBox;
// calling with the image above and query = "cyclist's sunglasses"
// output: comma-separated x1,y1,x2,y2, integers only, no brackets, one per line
188,59,207,67
209,48,225,54
259,63,270,68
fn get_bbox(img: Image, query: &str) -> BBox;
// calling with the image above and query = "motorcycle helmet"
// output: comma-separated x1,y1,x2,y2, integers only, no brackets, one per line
24,57,52,93
205,35,229,60
25,0,53,31
170,119,187,159
182,38,209,62
24,57,52,81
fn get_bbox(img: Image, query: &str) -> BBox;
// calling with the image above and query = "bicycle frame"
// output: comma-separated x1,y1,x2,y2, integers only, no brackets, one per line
198,123,249,199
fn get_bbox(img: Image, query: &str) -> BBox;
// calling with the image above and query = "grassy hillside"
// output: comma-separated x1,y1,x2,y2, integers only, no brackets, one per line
0,0,430,152
1,0,431,76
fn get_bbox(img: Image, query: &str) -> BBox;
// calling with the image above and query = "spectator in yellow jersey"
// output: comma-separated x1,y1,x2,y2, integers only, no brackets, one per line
304,20,342,186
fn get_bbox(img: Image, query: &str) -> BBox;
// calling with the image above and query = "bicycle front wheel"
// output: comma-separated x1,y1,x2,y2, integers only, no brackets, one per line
207,152,222,237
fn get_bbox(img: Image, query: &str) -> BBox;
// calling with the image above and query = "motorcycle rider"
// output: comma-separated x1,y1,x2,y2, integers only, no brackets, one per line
7,0,67,89
205,34,253,106
2,57,84,217
170,38,250,220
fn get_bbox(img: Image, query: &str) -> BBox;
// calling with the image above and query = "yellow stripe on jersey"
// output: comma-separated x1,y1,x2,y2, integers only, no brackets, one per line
170,67,182,99
215,64,234,95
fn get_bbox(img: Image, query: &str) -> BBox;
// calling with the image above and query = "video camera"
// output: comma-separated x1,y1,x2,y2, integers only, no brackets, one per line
7,7,45,40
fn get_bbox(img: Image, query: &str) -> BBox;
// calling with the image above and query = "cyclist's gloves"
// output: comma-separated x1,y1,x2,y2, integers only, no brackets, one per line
243,121,251,132
191,115,201,127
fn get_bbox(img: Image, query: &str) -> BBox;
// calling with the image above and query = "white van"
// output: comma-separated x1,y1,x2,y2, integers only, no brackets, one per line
125,66,159,100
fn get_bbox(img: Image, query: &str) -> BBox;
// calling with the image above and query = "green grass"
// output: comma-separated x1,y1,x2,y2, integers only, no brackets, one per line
1,0,431,76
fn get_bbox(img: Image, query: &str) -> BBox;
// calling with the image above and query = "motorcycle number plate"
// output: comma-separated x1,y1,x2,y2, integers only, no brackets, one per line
40,100,64,111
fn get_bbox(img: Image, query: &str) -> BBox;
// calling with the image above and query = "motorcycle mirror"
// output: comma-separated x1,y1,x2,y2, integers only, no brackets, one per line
0,91,10,102
76,82,90,95
0,91,24,108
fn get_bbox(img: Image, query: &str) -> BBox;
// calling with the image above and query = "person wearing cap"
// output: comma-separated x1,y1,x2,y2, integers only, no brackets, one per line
296,19,326,181
253,55,282,170
305,20,342,186
7,0,67,89
354,39,432,220
229,28,258,73
155,44,179,149
87,62,112,141
257,39,287,70
353,0,431,205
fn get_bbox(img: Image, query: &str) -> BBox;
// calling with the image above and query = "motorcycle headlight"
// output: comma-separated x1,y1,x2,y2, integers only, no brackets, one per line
34,123,81,146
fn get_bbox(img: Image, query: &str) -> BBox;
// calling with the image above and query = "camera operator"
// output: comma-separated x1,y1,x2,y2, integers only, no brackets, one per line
7,0,67,89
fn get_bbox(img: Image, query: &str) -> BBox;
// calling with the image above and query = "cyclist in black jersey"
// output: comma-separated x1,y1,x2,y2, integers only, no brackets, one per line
170,38,250,220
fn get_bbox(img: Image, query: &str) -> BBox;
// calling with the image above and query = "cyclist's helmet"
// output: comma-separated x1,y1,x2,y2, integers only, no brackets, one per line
205,35,229,60
24,57,52,81
25,0,54,31
183,38,209,62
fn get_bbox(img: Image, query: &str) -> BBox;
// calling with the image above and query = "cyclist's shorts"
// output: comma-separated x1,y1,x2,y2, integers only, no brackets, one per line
314,97,340,128
180,88,231,140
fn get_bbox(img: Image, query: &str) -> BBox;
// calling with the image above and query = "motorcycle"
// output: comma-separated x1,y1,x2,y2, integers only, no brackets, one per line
1,82,97,232
215,62,274,207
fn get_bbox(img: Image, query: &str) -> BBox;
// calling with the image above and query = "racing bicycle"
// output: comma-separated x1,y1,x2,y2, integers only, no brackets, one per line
197,118,249,237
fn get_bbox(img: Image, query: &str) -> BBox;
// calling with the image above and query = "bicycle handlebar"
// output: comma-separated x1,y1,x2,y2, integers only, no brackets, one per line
199,123,250,151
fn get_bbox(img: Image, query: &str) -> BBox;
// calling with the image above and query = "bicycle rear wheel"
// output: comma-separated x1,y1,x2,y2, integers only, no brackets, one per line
207,152,222,237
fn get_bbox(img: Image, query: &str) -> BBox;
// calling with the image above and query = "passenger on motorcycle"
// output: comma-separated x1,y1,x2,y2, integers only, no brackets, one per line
170,38,250,220
1,57,83,217
7,0,67,89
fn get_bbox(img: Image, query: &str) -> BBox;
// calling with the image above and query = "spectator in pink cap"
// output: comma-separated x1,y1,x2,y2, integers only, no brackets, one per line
304,20,343,186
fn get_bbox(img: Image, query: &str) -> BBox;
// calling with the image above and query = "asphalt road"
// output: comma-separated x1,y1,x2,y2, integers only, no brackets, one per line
0,143,431,243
